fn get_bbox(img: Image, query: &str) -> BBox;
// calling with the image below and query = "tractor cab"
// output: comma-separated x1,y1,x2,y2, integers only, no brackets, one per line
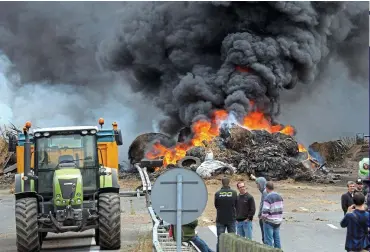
33,126,100,201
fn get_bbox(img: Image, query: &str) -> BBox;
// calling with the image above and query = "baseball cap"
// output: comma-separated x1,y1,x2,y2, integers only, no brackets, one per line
356,178,363,184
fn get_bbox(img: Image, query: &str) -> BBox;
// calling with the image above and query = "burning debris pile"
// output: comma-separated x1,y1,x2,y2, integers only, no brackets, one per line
129,109,337,182
166,127,332,182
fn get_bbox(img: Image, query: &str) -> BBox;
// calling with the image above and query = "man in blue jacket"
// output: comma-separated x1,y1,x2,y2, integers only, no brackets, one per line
340,192,369,252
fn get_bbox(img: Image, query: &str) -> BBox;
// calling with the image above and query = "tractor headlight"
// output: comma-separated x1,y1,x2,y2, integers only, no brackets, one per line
43,132,50,137
81,130,88,135
90,129,97,134
71,199,75,203
77,199,82,204
76,192,81,197
34,133,41,137
62,200,66,204
56,194,61,198
56,200,61,205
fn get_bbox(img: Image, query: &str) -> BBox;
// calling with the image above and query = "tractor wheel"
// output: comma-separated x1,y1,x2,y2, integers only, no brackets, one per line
15,198,40,252
98,193,121,250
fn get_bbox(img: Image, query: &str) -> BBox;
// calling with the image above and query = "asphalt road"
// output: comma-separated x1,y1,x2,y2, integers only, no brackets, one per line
0,192,151,252
196,209,347,252
0,191,350,252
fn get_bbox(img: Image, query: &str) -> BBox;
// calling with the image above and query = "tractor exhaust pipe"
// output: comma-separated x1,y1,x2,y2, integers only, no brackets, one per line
23,122,32,192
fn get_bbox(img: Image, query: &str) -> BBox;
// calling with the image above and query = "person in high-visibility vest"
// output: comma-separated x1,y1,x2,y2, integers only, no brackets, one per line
358,158,369,180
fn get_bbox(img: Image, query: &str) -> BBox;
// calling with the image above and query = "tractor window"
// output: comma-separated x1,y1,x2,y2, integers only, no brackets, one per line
35,134,98,170
50,135,82,148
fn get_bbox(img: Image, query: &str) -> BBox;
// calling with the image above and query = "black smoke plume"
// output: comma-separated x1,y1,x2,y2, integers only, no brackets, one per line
99,1,368,135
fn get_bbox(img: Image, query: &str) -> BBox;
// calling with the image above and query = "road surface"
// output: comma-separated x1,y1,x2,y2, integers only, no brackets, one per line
196,209,346,252
0,191,151,252
0,190,349,252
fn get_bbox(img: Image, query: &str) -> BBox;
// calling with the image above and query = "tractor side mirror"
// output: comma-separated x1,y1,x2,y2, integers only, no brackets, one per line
114,130,123,146
7,134,17,152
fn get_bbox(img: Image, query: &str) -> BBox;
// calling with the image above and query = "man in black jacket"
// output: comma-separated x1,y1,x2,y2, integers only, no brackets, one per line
236,181,256,239
214,177,237,252
341,181,356,215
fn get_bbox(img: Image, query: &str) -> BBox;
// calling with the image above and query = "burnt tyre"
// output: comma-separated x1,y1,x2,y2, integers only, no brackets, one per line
178,156,201,171
98,193,121,250
15,198,40,252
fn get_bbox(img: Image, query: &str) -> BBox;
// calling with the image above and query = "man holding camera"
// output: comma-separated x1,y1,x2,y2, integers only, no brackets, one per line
340,192,369,252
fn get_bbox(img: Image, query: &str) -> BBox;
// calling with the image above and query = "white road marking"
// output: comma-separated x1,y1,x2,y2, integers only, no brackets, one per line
208,225,217,237
327,224,339,229
299,207,309,211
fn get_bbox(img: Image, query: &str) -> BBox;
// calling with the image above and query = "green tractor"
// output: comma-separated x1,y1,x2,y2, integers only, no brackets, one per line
11,120,123,251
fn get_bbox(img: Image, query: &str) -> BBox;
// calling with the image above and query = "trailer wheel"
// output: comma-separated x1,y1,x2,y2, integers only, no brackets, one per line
98,193,121,250
15,198,40,252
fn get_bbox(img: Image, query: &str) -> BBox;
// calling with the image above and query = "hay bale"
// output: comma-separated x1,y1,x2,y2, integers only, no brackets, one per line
128,133,175,164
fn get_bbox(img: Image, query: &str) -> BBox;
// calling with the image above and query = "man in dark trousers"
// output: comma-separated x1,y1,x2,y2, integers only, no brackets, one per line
256,177,268,243
235,181,256,239
340,192,369,252
341,181,356,215
214,177,237,252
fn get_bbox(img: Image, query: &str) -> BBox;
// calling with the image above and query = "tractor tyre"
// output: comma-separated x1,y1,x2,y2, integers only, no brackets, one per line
98,193,121,250
15,198,40,252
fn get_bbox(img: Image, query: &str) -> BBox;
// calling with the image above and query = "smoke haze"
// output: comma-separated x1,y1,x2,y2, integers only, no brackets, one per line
0,2,368,160
99,1,369,137
0,2,160,160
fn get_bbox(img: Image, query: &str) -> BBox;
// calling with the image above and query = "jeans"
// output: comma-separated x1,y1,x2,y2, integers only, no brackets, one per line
191,235,214,252
216,222,236,252
263,221,281,249
259,219,264,243
236,220,252,239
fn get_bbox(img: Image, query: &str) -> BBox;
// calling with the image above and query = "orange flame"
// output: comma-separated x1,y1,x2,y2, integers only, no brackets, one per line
146,107,306,166
298,144,307,152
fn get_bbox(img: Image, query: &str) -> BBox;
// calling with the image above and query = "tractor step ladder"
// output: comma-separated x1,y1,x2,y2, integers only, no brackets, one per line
156,225,197,252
